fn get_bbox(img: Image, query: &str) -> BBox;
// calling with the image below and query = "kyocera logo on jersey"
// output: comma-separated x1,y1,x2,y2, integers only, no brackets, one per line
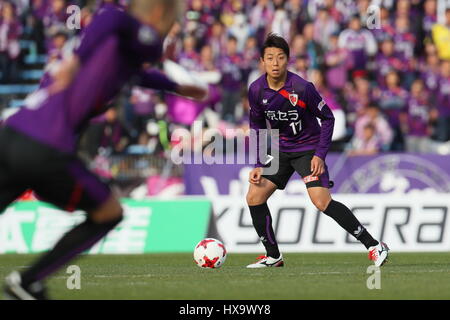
303,175,319,183
138,26,156,45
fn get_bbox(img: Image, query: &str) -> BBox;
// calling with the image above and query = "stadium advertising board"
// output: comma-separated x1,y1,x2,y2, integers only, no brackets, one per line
211,194,450,252
184,153,450,252
0,199,211,254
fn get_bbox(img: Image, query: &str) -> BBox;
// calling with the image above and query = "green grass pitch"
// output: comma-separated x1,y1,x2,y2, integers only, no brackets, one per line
0,252,449,300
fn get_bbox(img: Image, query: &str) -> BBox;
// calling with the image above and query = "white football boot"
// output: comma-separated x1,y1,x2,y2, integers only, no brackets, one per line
246,254,284,268
3,271,48,300
368,242,390,267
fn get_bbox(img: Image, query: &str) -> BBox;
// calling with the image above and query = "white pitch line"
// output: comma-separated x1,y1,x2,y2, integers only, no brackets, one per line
47,269,450,280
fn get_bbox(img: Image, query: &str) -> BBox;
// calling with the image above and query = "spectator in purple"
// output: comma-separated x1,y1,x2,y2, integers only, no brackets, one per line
242,35,260,80
270,0,290,42
325,0,346,25
310,69,347,141
43,0,68,29
371,6,396,43
325,32,353,93
249,0,274,45
286,0,308,36
308,0,352,21
392,15,416,61
313,7,339,51
185,0,213,43
423,0,437,38
228,12,252,53
177,34,200,71
434,60,450,142
303,22,324,70
348,123,382,156
354,104,393,152
128,86,157,138
27,0,49,53
219,35,244,123
375,70,409,150
356,0,371,25
208,20,227,61
344,76,373,123
39,29,68,88
400,79,431,152
198,43,222,110
0,1,22,83
420,50,441,92
43,0,69,51
289,54,309,80
290,33,306,61
375,37,409,87
338,15,377,75
395,0,422,39
31,0,49,20
47,29,67,62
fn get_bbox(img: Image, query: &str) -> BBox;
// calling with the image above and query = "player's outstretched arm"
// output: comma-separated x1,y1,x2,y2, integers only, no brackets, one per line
138,69,207,100
174,84,207,101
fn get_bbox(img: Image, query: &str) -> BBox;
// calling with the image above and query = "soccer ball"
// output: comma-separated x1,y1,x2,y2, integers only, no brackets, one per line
194,238,227,268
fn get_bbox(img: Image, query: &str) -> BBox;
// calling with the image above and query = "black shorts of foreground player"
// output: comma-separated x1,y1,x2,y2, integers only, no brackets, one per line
245,34,389,269
0,0,206,300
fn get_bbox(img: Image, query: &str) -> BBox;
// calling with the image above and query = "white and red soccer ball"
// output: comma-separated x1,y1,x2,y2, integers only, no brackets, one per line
194,238,227,269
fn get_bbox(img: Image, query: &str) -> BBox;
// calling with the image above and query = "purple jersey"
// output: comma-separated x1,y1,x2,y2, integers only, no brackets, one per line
436,76,450,117
249,71,335,166
407,96,430,137
5,7,177,154
375,53,408,84
392,31,416,60
421,69,440,91
377,87,409,128
219,53,244,91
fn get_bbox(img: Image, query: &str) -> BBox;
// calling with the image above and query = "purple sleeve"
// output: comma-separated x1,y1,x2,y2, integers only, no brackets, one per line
136,69,178,92
74,8,128,64
305,82,335,160
249,85,267,168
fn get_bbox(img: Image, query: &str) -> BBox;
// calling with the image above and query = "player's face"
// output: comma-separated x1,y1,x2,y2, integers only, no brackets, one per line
262,47,288,80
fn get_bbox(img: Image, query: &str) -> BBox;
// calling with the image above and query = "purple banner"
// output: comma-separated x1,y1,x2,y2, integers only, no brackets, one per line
184,153,450,195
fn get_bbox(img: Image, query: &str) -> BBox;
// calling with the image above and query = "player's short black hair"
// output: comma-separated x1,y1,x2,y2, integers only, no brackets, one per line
261,33,290,59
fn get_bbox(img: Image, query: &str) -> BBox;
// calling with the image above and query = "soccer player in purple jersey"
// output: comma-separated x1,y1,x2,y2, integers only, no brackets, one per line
245,34,389,269
0,0,206,300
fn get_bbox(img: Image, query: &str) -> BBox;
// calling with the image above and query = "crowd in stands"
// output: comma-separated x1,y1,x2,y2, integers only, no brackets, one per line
1,0,450,160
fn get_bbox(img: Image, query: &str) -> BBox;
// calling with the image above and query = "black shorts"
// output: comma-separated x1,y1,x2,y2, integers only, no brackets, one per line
0,126,111,214
262,150,331,190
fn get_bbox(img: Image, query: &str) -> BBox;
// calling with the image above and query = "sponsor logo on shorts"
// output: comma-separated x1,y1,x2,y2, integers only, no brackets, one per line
303,175,319,183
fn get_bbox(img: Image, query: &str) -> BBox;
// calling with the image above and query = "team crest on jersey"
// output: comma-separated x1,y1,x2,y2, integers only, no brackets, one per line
289,93,298,106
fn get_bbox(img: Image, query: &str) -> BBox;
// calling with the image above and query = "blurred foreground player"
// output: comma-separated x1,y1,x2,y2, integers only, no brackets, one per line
0,0,206,299
245,34,389,268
